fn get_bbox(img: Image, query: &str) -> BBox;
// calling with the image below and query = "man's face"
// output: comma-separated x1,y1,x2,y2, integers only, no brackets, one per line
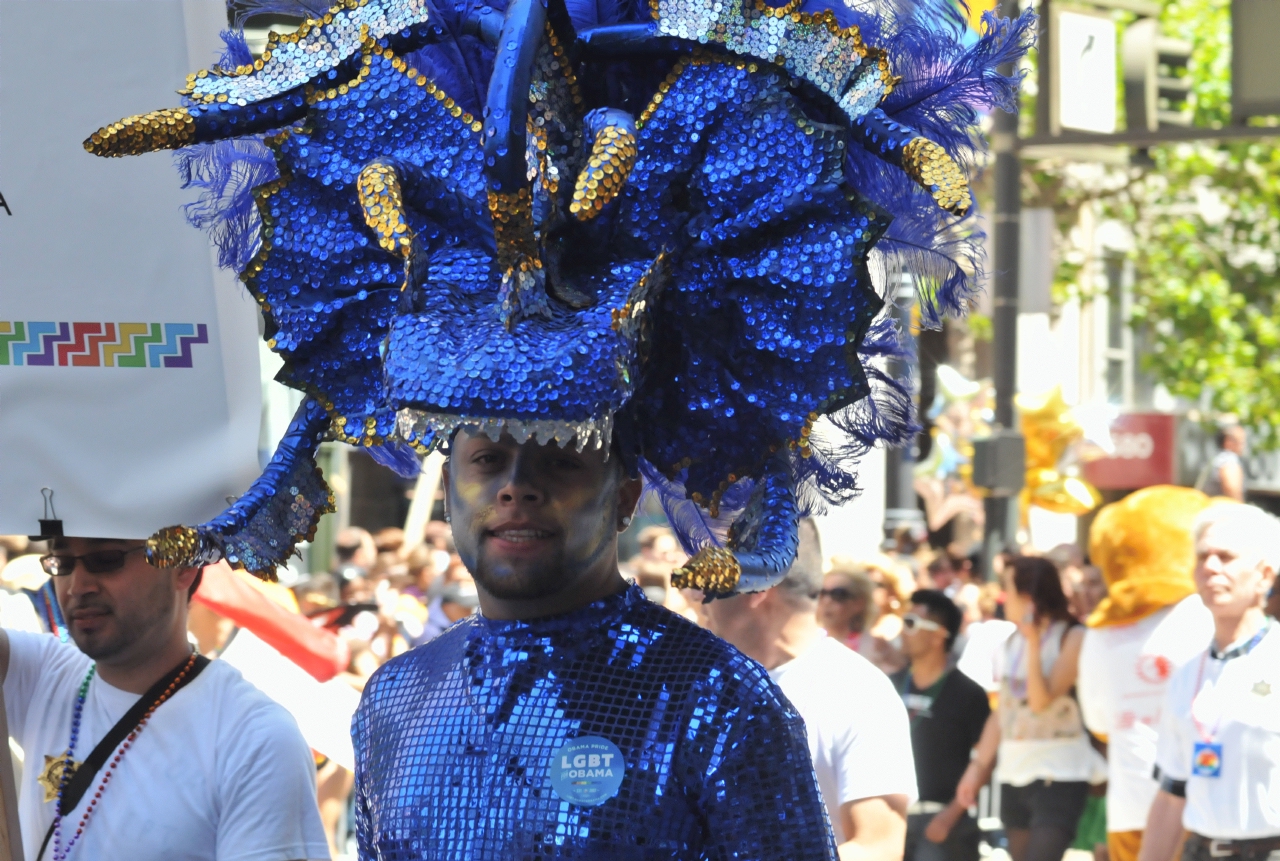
445,430,639,603
928,561,955,590
901,602,947,660
1225,427,1247,454
50,537,190,662
1195,521,1273,616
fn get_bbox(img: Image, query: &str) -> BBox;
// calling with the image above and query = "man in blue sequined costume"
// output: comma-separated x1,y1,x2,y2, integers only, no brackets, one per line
84,0,1032,855
354,428,836,857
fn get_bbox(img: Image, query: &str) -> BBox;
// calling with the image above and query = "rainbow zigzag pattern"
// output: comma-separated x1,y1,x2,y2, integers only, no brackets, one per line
0,322,209,368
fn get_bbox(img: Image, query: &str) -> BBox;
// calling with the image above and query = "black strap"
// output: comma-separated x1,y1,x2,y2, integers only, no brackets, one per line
36,654,210,861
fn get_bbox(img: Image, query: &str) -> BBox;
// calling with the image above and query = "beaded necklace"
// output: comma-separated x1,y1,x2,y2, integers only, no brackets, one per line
51,652,198,861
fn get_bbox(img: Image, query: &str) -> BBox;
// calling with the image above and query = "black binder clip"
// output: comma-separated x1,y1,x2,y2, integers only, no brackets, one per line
34,487,64,540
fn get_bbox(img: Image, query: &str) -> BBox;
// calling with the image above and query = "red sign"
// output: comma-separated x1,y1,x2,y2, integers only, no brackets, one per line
1083,413,1177,490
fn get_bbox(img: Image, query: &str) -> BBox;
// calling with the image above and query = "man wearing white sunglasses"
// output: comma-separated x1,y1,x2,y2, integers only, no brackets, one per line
891,590,991,861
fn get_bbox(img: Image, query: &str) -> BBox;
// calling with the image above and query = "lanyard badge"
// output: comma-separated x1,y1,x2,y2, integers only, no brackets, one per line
1191,742,1223,778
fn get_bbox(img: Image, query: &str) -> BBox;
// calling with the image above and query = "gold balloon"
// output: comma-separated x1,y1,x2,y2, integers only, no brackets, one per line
1015,387,1103,519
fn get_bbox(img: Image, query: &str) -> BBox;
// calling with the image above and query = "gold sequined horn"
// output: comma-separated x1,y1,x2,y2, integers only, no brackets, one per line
901,138,972,217
357,162,414,258
571,109,639,221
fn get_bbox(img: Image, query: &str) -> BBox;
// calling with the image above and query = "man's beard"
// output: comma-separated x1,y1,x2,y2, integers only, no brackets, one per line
68,608,136,661
66,593,170,662
470,547,569,601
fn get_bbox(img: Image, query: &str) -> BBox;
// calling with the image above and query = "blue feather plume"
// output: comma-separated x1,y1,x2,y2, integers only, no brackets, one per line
843,3,1036,324
174,139,279,271
791,313,919,516
173,30,281,271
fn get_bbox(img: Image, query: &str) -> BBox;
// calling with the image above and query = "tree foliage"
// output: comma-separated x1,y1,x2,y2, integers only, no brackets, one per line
1026,0,1280,443
1125,0,1280,443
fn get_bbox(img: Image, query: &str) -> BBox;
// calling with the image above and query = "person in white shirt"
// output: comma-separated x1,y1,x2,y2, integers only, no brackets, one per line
1077,486,1216,861
705,520,918,861
956,555,1101,861
1139,502,1280,861
1,535,330,861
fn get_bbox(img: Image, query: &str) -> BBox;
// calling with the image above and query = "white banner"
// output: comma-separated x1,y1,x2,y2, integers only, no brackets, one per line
0,0,262,538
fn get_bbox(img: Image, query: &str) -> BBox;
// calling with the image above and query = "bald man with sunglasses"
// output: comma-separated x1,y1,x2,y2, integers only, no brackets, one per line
705,521,918,861
0,537,329,861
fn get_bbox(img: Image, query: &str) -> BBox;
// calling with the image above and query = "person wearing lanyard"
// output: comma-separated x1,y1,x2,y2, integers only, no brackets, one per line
0,536,329,861
1140,502,1280,861
890,591,991,861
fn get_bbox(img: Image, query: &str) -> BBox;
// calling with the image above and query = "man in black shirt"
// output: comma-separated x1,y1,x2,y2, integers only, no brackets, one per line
891,590,992,861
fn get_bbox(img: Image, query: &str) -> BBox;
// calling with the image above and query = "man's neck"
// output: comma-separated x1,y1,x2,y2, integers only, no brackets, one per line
95,630,195,695
753,612,822,671
910,649,948,689
1212,606,1267,654
478,570,629,621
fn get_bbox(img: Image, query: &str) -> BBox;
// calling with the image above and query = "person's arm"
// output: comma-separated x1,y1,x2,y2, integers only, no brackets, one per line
927,681,993,842
1137,790,1186,861
1219,459,1245,501
1025,625,1083,713
837,794,909,861
698,703,841,859
954,711,1000,809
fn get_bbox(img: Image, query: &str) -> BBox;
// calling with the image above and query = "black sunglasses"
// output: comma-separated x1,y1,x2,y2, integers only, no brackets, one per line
816,587,857,602
40,546,146,577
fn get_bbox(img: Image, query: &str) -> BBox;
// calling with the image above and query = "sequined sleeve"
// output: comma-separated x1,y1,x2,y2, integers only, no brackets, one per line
691,695,839,859
353,691,373,860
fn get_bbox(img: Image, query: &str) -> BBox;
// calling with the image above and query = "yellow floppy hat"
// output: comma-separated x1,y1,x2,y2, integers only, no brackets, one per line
1087,484,1212,628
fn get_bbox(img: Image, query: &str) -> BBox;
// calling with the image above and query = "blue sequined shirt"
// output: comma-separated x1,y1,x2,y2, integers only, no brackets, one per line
353,583,838,859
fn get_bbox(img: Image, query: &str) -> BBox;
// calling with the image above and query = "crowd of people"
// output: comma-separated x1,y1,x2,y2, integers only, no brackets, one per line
2,465,1279,861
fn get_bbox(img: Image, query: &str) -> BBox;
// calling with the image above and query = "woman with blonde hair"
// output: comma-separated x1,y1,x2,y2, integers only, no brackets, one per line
819,558,909,673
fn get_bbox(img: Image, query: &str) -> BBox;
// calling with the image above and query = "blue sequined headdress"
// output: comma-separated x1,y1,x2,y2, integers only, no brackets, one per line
87,0,1032,594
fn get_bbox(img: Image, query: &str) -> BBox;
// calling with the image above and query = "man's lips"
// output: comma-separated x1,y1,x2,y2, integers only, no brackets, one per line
484,523,556,547
69,607,111,623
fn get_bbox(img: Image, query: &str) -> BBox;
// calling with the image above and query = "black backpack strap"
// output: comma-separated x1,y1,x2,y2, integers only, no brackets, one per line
36,654,210,861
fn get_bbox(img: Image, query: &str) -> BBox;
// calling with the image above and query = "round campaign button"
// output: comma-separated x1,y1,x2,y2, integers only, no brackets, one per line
549,736,625,806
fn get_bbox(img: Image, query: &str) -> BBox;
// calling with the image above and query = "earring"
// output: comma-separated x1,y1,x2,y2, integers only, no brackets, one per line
620,515,632,529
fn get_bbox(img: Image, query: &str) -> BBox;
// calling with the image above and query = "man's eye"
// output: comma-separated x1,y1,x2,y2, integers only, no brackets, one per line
472,453,502,466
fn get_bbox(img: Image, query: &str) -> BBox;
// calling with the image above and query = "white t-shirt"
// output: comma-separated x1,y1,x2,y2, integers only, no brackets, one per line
957,619,1016,692
1154,621,1280,839
1077,596,1213,831
3,631,331,861
769,632,918,843
992,621,1102,786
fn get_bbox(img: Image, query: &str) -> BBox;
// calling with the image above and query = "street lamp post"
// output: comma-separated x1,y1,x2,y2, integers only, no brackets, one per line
977,0,1028,579
883,276,925,550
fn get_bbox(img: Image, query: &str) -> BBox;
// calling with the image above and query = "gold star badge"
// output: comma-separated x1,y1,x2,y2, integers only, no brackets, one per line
1253,680,1272,697
37,754,80,804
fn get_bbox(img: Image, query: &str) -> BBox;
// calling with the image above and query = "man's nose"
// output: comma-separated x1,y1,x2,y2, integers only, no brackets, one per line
497,452,545,506
56,565,98,604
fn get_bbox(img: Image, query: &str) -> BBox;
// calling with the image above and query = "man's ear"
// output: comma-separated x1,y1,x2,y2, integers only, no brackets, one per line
617,476,643,523
441,463,452,521
1257,561,1276,599
175,565,201,598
